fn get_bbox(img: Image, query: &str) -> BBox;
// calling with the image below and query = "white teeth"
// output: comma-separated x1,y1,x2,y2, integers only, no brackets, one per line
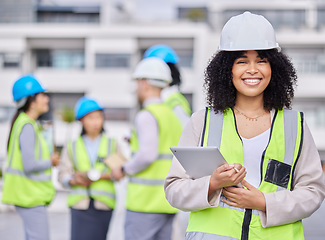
244,79,260,83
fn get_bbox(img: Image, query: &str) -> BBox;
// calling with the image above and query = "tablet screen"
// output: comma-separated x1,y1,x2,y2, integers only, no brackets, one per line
170,146,227,179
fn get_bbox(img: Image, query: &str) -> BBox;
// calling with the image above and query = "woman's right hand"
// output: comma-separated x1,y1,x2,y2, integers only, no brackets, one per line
50,152,60,166
69,171,92,187
208,163,246,195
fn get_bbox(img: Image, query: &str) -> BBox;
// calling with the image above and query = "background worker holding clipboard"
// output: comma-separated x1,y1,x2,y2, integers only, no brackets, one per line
164,12,325,240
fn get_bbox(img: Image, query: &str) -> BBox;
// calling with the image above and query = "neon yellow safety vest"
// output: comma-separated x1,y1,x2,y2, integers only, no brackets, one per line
165,92,192,116
67,134,117,209
2,112,55,207
187,108,304,240
126,103,183,213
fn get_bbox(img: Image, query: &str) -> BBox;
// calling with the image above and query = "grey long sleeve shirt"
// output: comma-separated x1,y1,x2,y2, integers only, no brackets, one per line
19,124,52,174
123,98,161,175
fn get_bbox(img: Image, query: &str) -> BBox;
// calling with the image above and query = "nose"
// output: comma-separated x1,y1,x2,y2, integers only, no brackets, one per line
246,62,258,74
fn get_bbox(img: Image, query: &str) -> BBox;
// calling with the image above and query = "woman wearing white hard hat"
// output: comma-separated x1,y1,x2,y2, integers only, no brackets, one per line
165,12,325,240
58,96,120,240
2,74,59,240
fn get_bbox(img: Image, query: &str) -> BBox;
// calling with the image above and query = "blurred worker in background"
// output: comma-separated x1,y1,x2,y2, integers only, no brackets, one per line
2,74,59,240
144,44,192,239
111,57,183,240
58,96,119,240
144,44,192,127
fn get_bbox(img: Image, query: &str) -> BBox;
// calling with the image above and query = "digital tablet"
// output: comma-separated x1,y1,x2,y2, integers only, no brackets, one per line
170,146,227,179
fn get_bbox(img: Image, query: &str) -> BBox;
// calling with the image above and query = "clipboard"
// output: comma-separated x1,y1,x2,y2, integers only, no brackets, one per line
170,146,227,179
104,152,127,169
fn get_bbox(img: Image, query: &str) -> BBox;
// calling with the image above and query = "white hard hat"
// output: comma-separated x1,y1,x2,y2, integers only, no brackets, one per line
218,11,281,52
132,57,172,88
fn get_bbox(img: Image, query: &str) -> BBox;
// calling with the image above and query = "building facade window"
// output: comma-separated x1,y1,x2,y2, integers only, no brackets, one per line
283,47,325,73
95,53,131,68
317,8,325,29
35,49,85,69
36,6,100,23
0,53,21,69
138,38,194,69
223,9,306,30
293,98,325,129
178,7,208,22
176,49,194,68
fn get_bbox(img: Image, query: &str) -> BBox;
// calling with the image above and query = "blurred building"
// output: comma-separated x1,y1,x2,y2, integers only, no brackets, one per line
0,0,324,165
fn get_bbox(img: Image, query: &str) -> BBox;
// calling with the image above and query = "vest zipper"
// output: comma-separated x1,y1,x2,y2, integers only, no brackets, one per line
241,209,252,240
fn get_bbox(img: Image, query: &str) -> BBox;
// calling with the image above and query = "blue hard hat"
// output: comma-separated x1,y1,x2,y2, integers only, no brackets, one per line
12,75,47,101
143,44,179,64
74,96,103,120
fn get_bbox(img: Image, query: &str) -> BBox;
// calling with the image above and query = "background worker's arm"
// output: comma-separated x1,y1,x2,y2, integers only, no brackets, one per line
123,110,159,175
19,124,53,174
58,146,75,188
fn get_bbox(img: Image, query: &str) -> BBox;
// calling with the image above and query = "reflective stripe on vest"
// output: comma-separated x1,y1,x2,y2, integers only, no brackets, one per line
128,153,174,188
5,167,51,181
129,177,165,185
186,107,304,240
186,232,239,240
131,153,173,160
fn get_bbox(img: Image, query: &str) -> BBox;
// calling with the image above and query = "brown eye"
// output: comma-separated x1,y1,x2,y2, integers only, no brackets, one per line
257,58,268,63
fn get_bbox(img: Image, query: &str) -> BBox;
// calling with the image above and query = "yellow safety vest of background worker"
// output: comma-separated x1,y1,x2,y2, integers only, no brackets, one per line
144,44,193,239
144,44,192,127
58,96,118,240
2,74,59,240
164,11,325,240
111,57,183,240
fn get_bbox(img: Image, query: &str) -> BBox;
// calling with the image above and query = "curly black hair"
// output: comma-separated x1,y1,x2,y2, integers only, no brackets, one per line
204,49,297,113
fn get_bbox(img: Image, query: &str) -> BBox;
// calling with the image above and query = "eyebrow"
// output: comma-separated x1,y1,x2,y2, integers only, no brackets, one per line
237,55,247,59
236,55,265,59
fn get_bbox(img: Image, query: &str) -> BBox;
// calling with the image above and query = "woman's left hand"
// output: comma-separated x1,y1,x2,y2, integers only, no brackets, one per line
221,179,266,212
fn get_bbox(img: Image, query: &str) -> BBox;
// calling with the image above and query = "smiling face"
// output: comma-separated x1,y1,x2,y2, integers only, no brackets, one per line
232,50,271,100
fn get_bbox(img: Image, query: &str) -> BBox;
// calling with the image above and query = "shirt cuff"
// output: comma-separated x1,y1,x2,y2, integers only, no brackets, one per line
63,175,73,188
259,192,272,227
207,176,222,206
